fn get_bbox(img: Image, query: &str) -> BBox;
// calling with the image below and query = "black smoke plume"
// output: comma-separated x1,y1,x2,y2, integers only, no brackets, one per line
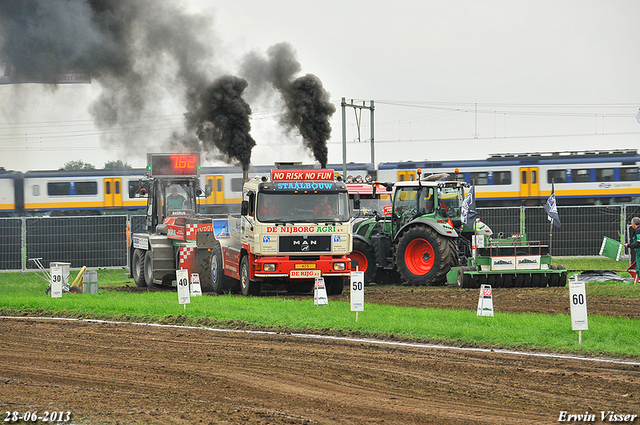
241,42,336,167
0,2,333,169
185,76,256,171
0,0,221,154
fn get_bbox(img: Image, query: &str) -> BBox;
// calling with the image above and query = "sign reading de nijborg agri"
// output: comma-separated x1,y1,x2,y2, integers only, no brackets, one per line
265,225,347,234
271,169,334,181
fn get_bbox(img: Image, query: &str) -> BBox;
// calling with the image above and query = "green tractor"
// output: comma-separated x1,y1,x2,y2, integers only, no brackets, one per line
349,172,567,288
350,172,487,286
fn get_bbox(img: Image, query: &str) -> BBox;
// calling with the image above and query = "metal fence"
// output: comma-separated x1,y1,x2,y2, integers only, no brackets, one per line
1,216,129,272
2,205,640,271
478,205,640,257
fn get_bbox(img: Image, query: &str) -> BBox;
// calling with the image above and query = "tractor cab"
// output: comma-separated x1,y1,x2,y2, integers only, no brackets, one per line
391,176,467,238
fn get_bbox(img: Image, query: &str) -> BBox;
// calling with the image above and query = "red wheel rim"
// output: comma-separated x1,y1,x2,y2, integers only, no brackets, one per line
350,251,368,272
405,238,435,275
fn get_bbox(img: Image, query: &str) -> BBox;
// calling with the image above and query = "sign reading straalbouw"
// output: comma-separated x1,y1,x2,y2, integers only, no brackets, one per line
477,284,494,317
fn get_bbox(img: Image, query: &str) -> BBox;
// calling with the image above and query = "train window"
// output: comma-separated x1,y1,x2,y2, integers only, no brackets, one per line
547,169,566,183
32,185,40,196
573,169,591,183
48,182,71,196
75,181,98,195
531,170,537,184
595,168,615,182
521,171,527,184
128,181,141,198
620,167,639,181
231,178,243,192
450,173,466,182
493,171,511,185
470,172,488,185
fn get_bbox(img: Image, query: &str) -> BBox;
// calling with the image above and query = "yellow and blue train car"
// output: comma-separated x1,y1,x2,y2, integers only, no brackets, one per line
377,150,640,206
0,162,374,216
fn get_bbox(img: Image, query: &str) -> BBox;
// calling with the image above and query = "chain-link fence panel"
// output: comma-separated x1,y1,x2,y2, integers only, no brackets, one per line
0,218,23,270
476,207,521,237
526,205,622,257
130,215,147,234
25,216,128,270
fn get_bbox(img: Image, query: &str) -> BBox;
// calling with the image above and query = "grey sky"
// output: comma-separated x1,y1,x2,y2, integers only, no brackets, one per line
1,0,639,171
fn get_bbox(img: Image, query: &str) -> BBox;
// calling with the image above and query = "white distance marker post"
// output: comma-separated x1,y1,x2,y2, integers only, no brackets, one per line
569,276,588,344
190,273,202,296
350,271,365,321
476,284,494,317
50,266,63,298
314,277,328,306
176,269,191,309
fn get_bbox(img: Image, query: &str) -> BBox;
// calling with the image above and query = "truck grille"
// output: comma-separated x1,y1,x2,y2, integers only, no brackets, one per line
279,235,332,254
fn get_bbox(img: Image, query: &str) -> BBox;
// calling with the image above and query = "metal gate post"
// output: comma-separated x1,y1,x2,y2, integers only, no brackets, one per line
21,217,26,272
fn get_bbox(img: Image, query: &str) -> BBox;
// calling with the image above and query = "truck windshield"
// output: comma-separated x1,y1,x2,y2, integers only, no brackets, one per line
164,184,194,215
437,186,464,219
257,192,350,223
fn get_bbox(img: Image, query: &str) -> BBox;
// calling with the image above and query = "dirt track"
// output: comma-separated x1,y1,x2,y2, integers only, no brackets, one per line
1,284,639,424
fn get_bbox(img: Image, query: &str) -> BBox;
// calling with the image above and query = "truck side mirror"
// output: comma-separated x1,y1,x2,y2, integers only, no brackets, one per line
241,200,249,216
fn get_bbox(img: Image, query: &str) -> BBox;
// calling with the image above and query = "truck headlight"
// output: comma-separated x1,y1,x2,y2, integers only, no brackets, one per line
263,263,276,272
333,262,346,271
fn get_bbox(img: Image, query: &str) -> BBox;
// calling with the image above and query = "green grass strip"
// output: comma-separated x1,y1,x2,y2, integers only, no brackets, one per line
1,270,638,359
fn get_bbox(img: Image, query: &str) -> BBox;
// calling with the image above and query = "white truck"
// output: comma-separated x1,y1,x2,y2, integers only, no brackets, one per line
129,155,354,296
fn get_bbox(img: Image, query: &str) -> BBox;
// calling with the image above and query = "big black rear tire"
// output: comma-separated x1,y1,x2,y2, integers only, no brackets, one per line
396,225,455,286
132,249,147,288
144,249,155,287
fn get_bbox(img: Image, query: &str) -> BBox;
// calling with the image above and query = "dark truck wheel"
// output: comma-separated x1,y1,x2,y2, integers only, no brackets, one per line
132,249,147,288
325,277,346,295
396,225,454,286
240,256,261,296
350,239,376,285
199,241,239,293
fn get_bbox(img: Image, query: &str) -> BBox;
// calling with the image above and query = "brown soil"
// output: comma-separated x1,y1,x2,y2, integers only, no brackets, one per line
116,281,640,319
328,284,640,319
1,284,639,424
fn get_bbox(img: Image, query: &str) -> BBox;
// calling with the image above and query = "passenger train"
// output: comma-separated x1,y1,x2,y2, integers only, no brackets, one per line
0,163,373,216
376,149,640,206
1,149,639,216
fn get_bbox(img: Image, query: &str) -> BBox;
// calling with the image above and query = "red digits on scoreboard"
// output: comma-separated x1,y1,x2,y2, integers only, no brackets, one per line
171,155,196,170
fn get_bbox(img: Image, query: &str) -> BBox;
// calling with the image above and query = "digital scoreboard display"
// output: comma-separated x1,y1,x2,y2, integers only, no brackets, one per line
148,154,200,177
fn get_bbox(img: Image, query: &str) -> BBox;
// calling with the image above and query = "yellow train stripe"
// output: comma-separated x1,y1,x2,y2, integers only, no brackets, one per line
24,200,147,210
197,197,242,205
476,188,640,198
